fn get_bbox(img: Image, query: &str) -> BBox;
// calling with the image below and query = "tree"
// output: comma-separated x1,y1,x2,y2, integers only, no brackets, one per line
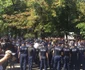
0,0,85,38
76,2,85,38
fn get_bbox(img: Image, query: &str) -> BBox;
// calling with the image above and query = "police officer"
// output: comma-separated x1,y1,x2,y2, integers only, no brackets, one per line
78,43,85,70
27,43,34,70
70,44,78,70
63,43,70,70
50,43,56,70
19,43,28,70
47,43,53,70
39,44,48,70
53,42,63,70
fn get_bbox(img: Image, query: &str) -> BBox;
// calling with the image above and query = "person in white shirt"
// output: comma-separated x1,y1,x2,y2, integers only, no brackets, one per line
34,42,39,49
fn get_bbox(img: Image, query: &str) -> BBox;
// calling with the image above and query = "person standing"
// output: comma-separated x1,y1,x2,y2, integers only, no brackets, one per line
47,43,53,70
19,43,28,70
78,43,85,70
0,50,12,70
27,44,34,70
39,44,48,70
70,45,78,70
0,43,12,70
53,43,63,70
63,43,70,70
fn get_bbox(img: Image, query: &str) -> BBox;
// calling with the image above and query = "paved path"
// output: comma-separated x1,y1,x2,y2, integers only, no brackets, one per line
6,63,83,70
6,63,40,70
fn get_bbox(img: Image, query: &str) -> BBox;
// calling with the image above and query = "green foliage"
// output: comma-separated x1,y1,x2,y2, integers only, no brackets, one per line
0,0,85,38
77,23,85,29
76,23,85,37
76,2,85,38
24,33,35,38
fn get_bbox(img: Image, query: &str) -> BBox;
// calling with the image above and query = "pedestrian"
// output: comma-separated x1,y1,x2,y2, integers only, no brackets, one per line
78,42,85,70
19,43,28,70
53,42,63,70
70,45,78,70
27,44,34,70
39,44,48,70
63,43,70,70
47,43,53,70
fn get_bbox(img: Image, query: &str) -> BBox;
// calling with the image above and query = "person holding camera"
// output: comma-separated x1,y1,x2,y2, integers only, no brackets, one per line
0,38,15,70
0,49,12,70
0,50,12,65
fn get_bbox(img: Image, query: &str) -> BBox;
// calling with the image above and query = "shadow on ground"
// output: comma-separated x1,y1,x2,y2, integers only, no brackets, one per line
6,63,40,70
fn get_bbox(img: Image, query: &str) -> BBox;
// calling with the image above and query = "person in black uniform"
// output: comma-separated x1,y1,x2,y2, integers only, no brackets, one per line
63,43,70,70
47,43,53,70
53,42,63,70
19,43,28,70
27,44,34,70
70,44,78,70
39,44,48,70
78,43,85,70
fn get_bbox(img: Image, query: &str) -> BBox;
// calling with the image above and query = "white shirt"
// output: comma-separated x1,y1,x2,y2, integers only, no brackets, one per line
34,43,39,49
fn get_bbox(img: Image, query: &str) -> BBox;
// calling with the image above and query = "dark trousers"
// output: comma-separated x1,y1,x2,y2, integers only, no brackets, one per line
63,56,70,70
70,58,78,70
40,57,47,70
51,56,54,69
53,55,61,70
48,54,52,69
20,54,27,70
78,56,85,70
28,56,33,70
34,49,39,65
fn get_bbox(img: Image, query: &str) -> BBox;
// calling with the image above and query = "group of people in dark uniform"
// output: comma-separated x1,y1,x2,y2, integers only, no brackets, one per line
19,42,34,70
0,37,85,70
18,37,85,70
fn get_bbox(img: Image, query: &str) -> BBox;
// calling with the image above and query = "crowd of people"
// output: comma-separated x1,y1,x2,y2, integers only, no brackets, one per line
0,36,85,70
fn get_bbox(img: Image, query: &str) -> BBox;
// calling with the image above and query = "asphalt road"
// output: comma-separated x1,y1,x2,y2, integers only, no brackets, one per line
6,63,40,70
6,63,83,70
